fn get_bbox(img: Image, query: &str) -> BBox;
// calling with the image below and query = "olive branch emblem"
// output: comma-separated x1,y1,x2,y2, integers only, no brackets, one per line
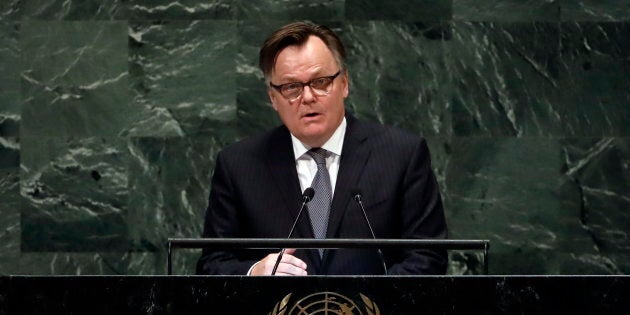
268,293,291,315
360,293,380,315
268,292,380,314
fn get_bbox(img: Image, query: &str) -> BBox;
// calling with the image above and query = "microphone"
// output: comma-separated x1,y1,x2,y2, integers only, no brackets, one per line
351,189,388,275
271,187,315,275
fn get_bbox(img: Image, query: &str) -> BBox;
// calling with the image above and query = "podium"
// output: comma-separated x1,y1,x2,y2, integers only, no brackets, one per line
3,239,628,313
2,275,629,313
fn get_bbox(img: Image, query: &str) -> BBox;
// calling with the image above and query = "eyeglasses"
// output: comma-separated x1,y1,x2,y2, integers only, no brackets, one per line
270,70,341,101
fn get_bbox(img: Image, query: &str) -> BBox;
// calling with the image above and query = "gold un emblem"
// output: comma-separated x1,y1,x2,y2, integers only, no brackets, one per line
268,291,380,315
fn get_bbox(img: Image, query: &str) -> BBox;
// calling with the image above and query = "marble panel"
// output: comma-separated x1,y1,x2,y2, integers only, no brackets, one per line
20,137,129,252
129,0,236,20
343,21,452,136
0,138,20,275
424,136,476,274
126,252,161,275
424,137,451,195
20,21,132,137
556,22,630,136
128,20,237,137
560,138,630,273
169,250,201,275
127,136,226,273
1,0,627,277
561,0,630,21
16,0,127,20
449,22,562,136
0,22,20,137
448,250,486,275
0,0,20,20
125,251,199,275
446,137,630,274
425,138,488,275
15,252,130,275
236,20,288,137
0,137,19,172
346,0,452,21
237,0,344,20
453,0,561,22
450,21,629,137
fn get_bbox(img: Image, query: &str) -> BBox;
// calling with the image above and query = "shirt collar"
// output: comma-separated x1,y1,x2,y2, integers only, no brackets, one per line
291,117,347,160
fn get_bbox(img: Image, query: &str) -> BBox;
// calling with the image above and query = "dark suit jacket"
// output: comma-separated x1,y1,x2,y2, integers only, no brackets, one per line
196,115,448,275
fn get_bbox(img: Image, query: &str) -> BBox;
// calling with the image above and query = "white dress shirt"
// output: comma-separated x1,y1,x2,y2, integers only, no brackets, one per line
291,117,346,197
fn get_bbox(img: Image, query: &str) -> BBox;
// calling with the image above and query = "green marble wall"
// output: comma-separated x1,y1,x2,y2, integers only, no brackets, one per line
0,1,628,275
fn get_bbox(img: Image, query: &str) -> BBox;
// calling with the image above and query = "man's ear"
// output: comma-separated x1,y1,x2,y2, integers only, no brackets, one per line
342,71,349,98
268,88,279,111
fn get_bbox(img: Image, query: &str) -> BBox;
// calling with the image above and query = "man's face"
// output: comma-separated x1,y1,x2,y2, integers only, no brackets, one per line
268,36,348,148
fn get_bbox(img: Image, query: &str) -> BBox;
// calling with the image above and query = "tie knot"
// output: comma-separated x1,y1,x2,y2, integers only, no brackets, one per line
307,148,327,165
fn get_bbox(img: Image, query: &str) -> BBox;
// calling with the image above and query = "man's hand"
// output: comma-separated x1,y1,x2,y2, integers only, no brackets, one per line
250,248,308,276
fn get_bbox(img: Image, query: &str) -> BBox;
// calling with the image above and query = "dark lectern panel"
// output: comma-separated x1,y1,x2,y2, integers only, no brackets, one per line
0,277,7,315
3,276,630,314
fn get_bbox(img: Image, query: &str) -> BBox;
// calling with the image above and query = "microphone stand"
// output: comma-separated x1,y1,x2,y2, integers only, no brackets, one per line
353,192,388,275
271,188,314,275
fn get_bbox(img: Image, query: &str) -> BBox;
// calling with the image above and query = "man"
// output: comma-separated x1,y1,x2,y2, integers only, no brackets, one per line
196,22,447,275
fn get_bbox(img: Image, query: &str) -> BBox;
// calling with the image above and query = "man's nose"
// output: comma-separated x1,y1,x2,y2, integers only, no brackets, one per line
301,85,316,103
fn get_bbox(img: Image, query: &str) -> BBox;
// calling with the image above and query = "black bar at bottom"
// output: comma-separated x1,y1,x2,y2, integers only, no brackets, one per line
3,276,629,314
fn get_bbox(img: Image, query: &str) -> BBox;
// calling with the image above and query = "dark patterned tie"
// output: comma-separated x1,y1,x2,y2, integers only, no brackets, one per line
307,148,332,257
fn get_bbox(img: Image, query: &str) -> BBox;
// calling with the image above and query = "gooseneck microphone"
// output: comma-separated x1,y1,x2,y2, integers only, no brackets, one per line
351,189,388,275
271,187,315,275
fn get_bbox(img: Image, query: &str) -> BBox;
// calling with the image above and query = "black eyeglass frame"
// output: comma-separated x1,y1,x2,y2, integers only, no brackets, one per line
269,70,342,100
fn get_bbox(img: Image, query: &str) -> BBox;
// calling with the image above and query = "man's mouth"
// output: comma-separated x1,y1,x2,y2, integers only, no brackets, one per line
303,112,319,118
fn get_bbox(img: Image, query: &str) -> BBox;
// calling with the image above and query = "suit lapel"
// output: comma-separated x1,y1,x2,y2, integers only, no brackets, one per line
321,116,372,270
265,126,313,238
265,126,322,272
325,115,372,239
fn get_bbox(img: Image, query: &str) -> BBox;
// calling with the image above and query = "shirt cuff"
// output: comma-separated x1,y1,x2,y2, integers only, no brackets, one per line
247,261,261,276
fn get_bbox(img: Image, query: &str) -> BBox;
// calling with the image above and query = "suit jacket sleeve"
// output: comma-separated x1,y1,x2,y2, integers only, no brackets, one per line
387,137,448,275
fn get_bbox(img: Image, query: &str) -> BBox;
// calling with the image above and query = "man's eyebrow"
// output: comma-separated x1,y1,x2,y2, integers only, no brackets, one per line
278,71,328,83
